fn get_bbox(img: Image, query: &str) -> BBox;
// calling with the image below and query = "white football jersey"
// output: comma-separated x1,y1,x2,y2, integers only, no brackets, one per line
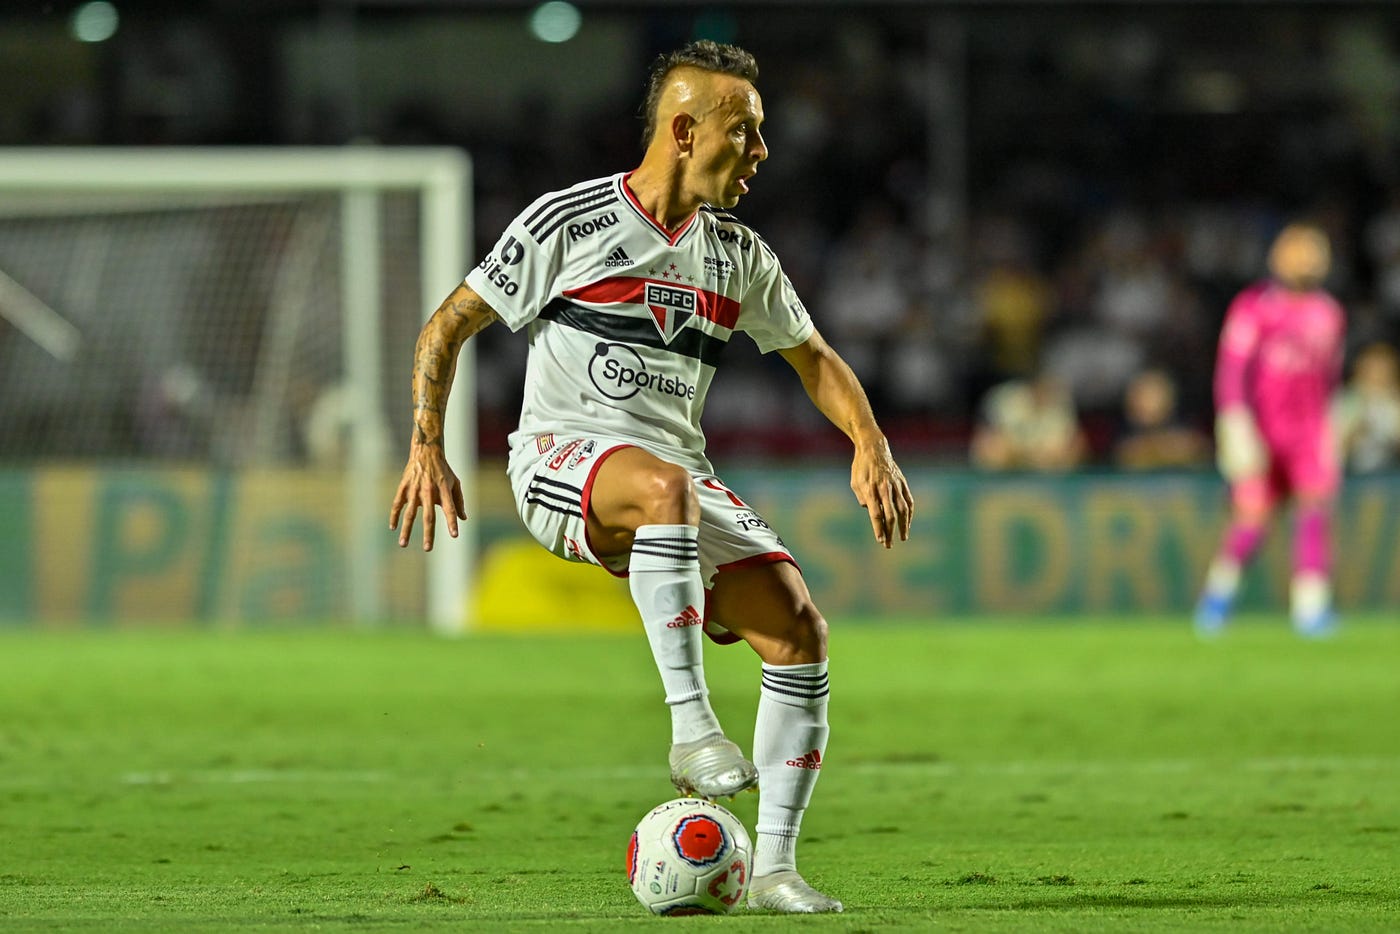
466,172,814,472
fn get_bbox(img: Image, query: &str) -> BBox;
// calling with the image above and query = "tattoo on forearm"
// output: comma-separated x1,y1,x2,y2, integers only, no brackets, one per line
413,423,443,447
409,289,498,448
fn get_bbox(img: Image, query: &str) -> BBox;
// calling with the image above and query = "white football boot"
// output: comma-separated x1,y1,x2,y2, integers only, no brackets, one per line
667,733,758,799
747,871,844,913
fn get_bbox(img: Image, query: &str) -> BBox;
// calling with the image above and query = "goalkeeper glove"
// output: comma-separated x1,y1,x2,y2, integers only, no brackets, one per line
1215,407,1268,481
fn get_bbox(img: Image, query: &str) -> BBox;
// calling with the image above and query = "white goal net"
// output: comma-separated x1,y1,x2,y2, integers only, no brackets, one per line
0,148,473,631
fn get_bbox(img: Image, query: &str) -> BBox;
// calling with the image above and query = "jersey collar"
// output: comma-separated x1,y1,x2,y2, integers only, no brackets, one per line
620,172,698,246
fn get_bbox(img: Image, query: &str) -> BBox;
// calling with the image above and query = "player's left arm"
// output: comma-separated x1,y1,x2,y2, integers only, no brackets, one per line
779,329,914,548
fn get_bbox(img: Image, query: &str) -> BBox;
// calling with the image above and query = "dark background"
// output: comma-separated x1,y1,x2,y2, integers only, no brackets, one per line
4,1,1399,462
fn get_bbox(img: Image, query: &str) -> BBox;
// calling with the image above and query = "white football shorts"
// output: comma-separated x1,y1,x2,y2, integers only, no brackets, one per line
507,433,797,640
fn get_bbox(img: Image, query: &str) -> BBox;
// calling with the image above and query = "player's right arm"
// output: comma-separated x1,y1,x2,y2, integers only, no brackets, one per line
1213,288,1267,481
390,283,500,551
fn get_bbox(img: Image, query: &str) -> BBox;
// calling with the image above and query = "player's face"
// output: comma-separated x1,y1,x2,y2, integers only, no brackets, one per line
689,81,767,208
1268,226,1331,290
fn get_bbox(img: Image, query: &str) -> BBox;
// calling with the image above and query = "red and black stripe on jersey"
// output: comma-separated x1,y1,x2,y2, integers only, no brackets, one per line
541,274,743,365
564,276,742,329
538,298,730,367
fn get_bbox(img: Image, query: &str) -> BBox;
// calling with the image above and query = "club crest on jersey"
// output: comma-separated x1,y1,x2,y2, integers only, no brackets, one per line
644,282,697,344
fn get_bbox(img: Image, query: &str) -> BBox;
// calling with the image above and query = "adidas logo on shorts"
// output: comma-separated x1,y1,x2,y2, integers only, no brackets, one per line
604,246,633,268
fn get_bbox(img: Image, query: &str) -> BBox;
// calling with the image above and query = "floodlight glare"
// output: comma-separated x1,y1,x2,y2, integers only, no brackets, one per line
70,1,119,43
529,1,581,44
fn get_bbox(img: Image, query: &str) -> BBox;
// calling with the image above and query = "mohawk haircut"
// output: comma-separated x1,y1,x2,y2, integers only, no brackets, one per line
639,40,759,148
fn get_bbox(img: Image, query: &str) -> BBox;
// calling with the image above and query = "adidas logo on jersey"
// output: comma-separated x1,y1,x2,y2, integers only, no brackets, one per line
604,246,633,268
785,749,823,769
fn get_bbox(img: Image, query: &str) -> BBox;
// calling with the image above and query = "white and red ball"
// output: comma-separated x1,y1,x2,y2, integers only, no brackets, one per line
626,797,752,915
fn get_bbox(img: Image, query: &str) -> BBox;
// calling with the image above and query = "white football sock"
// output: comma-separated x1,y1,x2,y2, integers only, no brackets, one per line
629,524,721,745
1291,572,1331,622
753,660,829,876
1204,558,1241,599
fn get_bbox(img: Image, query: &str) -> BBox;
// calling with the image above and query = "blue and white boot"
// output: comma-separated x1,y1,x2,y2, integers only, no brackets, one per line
1194,591,1233,638
1291,575,1337,640
1293,608,1338,640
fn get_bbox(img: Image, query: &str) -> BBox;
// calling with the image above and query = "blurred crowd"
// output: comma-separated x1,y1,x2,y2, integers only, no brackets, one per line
4,6,1400,472
460,15,1400,472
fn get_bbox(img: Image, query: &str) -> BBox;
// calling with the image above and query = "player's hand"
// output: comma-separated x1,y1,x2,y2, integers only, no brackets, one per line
1216,407,1269,481
851,439,914,549
389,443,467,551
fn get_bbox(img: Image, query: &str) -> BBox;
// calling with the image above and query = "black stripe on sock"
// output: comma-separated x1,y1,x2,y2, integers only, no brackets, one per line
763,668,829,682
631,544,699,563
763,671,829,685
763,672,830,692
761,680,831,701
632,535,699,551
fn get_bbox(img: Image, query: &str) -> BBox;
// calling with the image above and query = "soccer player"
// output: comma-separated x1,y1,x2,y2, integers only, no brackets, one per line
1195,222,1346,638
389,41,914,913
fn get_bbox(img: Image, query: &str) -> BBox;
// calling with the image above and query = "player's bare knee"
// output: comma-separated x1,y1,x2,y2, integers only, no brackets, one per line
768,604,828,665
635,463,700,526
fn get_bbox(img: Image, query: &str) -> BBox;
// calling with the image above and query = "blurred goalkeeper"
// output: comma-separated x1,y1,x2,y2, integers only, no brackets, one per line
1196,223,1346,638
388,40,913,913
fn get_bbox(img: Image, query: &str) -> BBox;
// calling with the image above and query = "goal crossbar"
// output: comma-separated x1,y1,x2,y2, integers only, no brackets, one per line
0,147,469,192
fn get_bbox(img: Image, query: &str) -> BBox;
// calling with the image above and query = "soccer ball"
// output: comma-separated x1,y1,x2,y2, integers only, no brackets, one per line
626,797,752,915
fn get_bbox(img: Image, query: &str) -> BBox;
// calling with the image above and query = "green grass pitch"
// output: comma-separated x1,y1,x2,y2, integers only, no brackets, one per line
3,617,1399,932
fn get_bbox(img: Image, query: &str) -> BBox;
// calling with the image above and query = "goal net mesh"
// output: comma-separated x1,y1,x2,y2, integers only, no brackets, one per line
0,150,479,630
0,193,423,467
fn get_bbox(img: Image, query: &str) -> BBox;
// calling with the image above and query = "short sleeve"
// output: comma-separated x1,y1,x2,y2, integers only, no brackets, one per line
740,244,815,353
465,213,564,332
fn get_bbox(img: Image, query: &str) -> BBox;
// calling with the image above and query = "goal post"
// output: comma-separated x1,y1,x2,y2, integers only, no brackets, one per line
0,147,475,633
